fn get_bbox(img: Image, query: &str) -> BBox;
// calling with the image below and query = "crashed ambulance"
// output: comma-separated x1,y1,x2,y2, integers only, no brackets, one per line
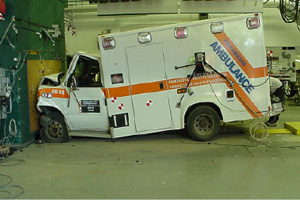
37,13,271,142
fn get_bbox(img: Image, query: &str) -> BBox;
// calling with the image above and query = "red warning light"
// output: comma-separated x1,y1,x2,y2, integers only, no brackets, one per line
0,0,6,14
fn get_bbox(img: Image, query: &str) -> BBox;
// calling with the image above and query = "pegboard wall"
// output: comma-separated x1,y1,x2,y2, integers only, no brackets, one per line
0,0,66,146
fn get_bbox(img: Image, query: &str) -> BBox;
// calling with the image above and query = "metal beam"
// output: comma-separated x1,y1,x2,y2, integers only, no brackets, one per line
97,0,263,16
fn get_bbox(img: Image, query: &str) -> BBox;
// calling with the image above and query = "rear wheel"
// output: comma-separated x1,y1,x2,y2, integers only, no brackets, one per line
285,81,296,97
40,112,69,143
187,106,221,141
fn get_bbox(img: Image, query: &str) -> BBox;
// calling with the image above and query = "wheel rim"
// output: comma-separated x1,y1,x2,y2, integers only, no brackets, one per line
193,114,214,136
285,82,291,96
46,120,64,140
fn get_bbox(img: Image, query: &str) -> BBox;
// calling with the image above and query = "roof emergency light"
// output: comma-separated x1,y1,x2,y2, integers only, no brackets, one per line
102,37,116,50
138,32,152,44
210,22,224,34
174,27,188,39
246,17,260,29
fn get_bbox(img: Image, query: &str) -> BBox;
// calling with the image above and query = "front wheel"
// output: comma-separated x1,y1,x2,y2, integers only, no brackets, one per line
187,106,221,141
40,112,69,143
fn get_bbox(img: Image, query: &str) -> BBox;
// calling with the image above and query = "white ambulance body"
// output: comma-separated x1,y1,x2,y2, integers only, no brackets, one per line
37,13,271,142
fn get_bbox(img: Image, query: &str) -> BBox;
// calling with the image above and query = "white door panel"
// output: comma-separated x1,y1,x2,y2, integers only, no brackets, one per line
67,88,109,131
126,43,172,132
131,92,172,132
64,55,109,131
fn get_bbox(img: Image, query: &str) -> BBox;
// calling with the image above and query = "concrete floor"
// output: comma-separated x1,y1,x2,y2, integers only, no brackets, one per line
2,98,300,199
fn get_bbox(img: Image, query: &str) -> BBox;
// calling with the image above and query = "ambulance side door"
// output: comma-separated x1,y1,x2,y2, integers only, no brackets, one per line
126,43,173,132
65,55,109,131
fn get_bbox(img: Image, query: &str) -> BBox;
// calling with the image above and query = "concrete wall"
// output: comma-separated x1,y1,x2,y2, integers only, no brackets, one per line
263,8,300,48
65,7,300,56
65,14,201,55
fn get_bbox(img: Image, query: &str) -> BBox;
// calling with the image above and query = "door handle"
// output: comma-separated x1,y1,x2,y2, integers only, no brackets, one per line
159,82,164,90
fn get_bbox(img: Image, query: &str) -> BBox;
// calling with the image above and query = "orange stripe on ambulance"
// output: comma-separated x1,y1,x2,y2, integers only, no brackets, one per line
210,41,255,94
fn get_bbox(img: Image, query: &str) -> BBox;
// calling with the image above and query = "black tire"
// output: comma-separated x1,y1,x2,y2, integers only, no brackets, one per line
187,106,221,141
284,81,296,98
40,112,69,143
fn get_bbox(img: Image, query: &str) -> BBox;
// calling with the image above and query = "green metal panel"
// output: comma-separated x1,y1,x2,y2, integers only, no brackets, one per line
0,0,66,146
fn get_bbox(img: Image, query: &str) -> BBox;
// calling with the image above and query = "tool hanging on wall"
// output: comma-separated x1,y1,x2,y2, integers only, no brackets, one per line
67,22,76,36
72,26,76,36
67,22,72,31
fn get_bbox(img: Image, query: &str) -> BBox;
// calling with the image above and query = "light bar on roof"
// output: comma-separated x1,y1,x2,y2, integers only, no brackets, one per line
102,37,116,50
210,21,224,34
174,27,188,39
246,17,260,29
138,32,152,44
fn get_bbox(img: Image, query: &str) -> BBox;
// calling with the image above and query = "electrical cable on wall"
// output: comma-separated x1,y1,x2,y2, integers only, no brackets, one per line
0,51,26,147
6,35,15,50
0,118,17,146
0,16,15,46
279,0,299,23
0,39,49,146
0,14,18,146
0,51,27,146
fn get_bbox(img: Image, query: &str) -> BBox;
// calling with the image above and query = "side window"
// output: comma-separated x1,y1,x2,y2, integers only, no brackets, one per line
73,56,102,87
